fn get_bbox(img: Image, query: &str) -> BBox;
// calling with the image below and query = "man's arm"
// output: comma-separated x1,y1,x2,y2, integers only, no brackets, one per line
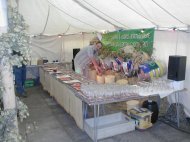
91,57,102,75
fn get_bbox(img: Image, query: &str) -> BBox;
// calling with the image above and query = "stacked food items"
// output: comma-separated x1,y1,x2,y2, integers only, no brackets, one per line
43,66,82,91
92,43,166,84
88,68,126,84
56,75,72,81
71,83,81,91
56,74,81,91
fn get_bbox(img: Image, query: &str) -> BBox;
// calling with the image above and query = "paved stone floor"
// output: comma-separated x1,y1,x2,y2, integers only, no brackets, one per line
19,86,190,142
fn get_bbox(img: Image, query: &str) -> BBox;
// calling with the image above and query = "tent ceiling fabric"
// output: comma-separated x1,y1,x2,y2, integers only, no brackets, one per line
17,0,190,35
0,0,7,33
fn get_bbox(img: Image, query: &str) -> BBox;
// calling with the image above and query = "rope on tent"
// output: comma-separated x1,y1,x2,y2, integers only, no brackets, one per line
119,0,158,27
41,5,50,34
72,0,122,29
60,36,64,62
175,30,179,55
47,0,97,30
58,25,71,36
151,0,188,26
56,32,94,37
63,25,71,35
75,0,130,29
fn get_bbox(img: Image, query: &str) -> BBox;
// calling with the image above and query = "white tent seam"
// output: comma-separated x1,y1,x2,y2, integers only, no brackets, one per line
58,25,71,36
151,0,188,26
63,25,71,35
72,0,118,29
78,0,130,29
47,0,97,30
119,0,158,27
41,5,50,34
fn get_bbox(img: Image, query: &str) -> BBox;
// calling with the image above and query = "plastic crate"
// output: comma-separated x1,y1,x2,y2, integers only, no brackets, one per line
84,112,135,140
24,79,35,88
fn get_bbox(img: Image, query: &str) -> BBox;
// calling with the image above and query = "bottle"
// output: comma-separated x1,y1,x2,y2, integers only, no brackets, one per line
142,100,159,123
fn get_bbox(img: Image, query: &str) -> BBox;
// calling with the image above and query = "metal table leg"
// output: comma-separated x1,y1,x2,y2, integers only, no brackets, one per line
93,104,100,142
82,101,86,130
83,102,88,119
175,91,180,128
156,95,161,109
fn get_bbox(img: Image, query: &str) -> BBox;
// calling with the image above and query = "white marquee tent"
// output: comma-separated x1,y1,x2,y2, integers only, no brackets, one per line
1,0,190,116
14,0,190,34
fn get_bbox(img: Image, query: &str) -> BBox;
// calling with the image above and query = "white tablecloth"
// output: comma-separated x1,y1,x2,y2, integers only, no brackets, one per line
39,68,83,129
39,67,181,130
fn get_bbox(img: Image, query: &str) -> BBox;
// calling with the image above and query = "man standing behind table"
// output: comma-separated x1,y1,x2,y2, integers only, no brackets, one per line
74,40,102,77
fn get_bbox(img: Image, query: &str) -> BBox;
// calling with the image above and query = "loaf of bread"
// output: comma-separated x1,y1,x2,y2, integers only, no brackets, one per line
105,75,115,84
116,79,128,85
96,75,105,84
88,69,96,81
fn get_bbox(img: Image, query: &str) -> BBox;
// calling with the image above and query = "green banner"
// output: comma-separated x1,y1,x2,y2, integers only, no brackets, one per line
101,28,155,55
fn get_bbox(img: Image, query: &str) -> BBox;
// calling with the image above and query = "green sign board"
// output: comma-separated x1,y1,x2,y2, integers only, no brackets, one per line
101,28,155,55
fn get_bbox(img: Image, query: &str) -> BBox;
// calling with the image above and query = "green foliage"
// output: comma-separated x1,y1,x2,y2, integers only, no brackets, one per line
0,109,22,142
0,7,31,67
0,5,30,142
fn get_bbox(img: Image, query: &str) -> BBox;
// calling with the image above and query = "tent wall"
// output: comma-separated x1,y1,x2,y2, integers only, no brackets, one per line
30,35,63,64
30,33,96,64
0,0,7,33
154,31,190,117
62,33,95,61
154,31,189,87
